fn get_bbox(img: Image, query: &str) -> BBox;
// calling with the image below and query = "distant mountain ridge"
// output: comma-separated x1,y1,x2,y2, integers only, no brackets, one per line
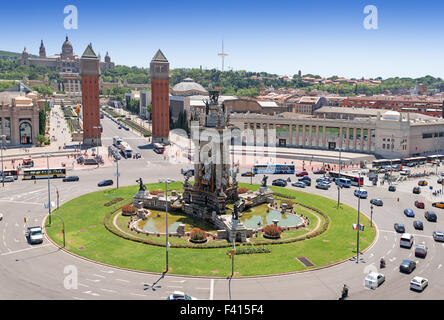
0,50,38,59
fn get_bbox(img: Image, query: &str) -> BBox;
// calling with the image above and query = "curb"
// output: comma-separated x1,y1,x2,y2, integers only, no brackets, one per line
43,203,380,280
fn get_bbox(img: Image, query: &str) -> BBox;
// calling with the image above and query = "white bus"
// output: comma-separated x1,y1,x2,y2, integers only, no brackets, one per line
23,167,67,180
120,141,133,159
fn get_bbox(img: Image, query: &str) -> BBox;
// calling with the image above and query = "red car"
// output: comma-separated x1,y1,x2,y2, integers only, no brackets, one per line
414,201,425,209
295,171,309,177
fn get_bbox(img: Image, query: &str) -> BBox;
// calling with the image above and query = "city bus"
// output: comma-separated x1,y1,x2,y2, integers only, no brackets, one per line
401,156,427,166
23,168,67,180
253,164,295,174
153,143,165,154
426,155,444,163
0,169,19,180
372,159,401,168
328,171,364,186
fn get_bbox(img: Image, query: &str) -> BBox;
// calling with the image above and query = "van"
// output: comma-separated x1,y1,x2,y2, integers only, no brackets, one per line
400,233,414,249
354,189,368,199
335,178,351,188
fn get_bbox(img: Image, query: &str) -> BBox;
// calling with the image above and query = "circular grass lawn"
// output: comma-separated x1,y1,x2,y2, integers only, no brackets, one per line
45,182,376,277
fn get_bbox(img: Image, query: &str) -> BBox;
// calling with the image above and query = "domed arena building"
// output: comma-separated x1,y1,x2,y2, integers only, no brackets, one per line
171,78,208,97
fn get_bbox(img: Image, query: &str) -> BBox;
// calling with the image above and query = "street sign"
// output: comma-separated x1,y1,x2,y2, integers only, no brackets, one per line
44,201,56,209
114,173,120,177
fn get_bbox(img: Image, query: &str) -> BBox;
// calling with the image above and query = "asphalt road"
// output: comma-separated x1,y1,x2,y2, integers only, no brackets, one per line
1,113,444,300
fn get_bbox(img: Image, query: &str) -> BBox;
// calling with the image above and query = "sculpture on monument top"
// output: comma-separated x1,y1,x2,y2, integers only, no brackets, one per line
232,202,239,221
261,175,268,188
136,178,146,192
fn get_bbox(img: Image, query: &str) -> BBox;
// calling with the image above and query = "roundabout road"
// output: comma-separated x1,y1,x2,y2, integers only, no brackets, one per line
1,115,444,300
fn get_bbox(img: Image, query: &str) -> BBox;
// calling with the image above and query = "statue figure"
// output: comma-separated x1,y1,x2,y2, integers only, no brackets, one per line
136,178,146,192
261,175,268,187
232,202,239,220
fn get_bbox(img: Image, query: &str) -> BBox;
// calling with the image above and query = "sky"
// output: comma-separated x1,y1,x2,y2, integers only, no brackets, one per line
1,0,444,79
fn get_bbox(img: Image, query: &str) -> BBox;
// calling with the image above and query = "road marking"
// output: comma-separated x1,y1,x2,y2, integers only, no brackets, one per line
387,250,392,255
408,252,412,258
13,238,19,243
196,287,209,290
86,279,101,283
115,279,130,283
170,280,186,283
72,297,84,300
92,274,106,278
392,243,395,248
100,288,117,293
78,283,89,288
210,279,214,300
393,267,398,271
438,264,442,269
99,270,114,274
389,257,396,262
167,285,183,289
379,229,433,239
82,291,100,297
0,244,51,256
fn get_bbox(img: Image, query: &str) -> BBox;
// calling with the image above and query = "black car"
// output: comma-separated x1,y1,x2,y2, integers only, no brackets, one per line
425,211,437,222
394,223,405,233
313,169,326,174
413,187,421,194
413,220,424,230
98,179,114,187
63,176,79,182
388,185,396,192
300,179,311,186
272,179,287,187
84,158,99,165
298,176,311,182
370,198,383,206
399,259,416,273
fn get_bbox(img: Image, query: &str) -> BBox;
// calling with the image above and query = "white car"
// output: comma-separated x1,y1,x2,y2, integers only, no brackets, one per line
0,213,3,221
27,226,43,244
410,276,429,292
354,189,368,199
167,291,197,300
364,272,385,289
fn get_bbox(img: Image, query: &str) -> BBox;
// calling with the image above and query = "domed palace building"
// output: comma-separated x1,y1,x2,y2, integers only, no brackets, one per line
171,78,208,97
18,36,115,98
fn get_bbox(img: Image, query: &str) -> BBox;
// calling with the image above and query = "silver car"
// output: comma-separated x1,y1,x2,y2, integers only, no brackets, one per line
433,231,444,242
364,272,385,289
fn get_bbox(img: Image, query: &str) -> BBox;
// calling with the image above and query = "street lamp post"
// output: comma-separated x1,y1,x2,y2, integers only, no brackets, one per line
370,204,374,227
43,153,52,225
337,147,342,208
115,157,120,189
356,171,361,264
159,178,174,275
1,135,5,188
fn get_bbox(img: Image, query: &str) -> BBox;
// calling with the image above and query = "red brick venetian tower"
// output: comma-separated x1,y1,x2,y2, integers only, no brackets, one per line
80,44,101,146
150,50,170,144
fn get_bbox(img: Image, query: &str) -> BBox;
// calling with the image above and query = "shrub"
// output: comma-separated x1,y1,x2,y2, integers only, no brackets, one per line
104,198,124,207
150,190,164,195
190,228,207,241
122,204,137,215
273,192,296,199
263,224,283,237
238,187,249,194
227,247,271,255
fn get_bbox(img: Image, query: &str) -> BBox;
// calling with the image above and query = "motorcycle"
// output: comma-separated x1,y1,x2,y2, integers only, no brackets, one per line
380,260,386,269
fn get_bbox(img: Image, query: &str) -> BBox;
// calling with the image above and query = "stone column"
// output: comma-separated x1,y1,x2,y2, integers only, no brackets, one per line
339,127,343,149
322,126,327,148
302,125,306,147
345,127,350,150
367,128,372,152
253,123,257,146
289,124,293,146
353,128,357,151
0,117,4,136
360,128,365,151
295,124,299,146
308,125,313,147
